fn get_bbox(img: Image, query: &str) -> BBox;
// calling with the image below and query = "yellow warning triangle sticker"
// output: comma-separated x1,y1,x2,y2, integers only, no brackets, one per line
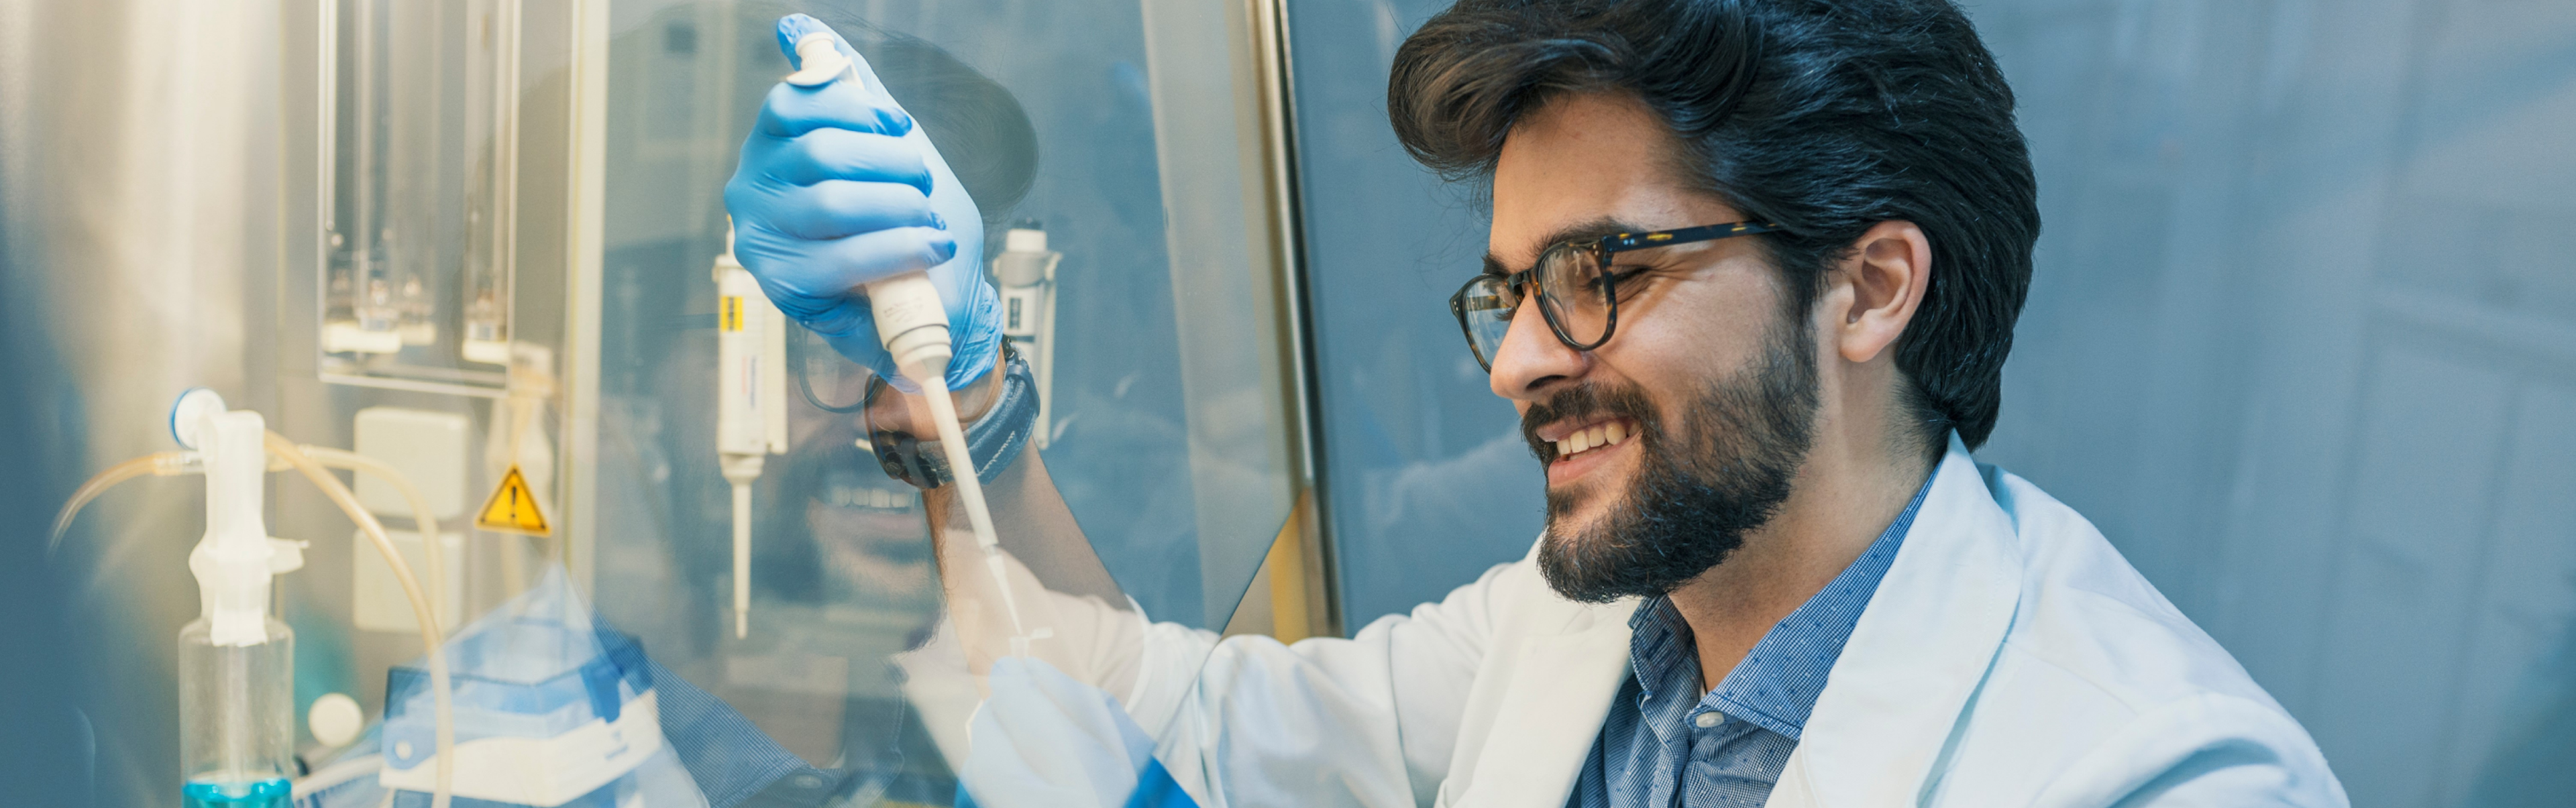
474,465,552,536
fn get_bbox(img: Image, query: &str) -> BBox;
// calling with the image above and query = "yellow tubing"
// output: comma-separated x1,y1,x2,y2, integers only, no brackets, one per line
296,445,447,634
264,432,455,808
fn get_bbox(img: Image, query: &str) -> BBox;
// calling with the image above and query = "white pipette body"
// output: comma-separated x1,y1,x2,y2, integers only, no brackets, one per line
866,276,1031,647
715,225,785,638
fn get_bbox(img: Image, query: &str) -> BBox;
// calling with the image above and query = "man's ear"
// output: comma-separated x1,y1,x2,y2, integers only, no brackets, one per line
1833,221,1931,364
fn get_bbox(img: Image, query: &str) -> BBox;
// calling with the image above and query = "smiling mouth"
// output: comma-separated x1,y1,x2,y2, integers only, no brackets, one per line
1549,418,1638,463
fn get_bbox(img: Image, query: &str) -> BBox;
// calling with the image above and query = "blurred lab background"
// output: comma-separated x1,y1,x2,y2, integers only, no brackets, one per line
3,0,2571,806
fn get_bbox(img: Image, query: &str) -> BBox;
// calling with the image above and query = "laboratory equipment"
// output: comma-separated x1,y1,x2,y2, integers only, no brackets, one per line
323,0,527,392
379,569,668,807
50,389,464,808
478,345,560,584
178,396,298,808
13,0,1320,804
262,430,461,808
347,408,471,632
309,694,366,750
461,0,525,368
989,223,1063,448
714,228,790,637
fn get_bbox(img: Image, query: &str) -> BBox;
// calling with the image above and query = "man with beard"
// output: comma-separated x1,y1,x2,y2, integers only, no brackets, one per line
725,0,2349,805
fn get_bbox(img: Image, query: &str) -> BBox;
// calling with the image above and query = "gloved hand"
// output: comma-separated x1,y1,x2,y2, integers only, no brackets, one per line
963,656,1167,808
724,13,1000,392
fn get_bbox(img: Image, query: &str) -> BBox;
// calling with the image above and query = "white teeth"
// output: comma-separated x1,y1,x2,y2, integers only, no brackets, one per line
1556,420,1637,461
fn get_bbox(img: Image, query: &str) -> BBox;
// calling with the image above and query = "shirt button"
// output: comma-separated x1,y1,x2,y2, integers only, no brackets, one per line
1695,713,1722,728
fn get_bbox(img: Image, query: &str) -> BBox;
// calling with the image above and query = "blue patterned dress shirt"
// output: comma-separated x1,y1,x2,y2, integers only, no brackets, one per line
1563,477,1932,808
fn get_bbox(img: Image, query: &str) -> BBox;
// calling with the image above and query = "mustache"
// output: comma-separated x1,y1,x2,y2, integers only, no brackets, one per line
1520,382,1657,463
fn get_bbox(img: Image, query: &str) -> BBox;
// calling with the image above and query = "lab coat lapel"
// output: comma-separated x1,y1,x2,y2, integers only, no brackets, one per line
1770,437,2025,808
1456,598,1638,808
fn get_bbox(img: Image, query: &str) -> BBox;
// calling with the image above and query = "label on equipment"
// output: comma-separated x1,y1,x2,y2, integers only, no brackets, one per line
720,296,745,332
474,465,553,536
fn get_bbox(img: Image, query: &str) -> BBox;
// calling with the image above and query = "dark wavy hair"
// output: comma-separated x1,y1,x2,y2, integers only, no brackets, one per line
1388,0,2038,449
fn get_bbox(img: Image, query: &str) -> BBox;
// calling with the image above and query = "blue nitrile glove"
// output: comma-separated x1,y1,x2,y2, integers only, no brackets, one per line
724,13,1000,392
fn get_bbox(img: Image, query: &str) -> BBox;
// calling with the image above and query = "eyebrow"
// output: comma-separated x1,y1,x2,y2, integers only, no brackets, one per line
1479,216,1656,277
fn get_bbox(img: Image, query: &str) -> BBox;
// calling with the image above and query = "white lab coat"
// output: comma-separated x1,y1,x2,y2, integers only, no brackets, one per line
1120,436,2349,807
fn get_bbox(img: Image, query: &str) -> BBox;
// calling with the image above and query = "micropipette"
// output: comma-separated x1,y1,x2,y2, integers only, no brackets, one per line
784,34,1036,652
714,225,788,638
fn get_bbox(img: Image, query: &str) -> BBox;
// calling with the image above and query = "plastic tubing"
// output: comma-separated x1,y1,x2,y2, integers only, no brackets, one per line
295,445,447,634
48,451,197,557
52,450,295,556
263,432,455,808
52,441,458,807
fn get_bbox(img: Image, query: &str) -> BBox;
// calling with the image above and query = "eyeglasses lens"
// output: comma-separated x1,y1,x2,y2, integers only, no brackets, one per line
1458,277,1516,369
1536,245,1610,347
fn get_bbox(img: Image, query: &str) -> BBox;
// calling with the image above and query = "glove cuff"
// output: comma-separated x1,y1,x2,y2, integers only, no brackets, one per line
943,318,1002,390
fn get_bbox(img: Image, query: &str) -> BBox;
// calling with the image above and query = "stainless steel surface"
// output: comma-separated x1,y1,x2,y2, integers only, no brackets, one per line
3,2,282,802
0,1,592,802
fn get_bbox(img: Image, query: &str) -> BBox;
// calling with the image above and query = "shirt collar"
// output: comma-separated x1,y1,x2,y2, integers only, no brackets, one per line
1624,473,1934,741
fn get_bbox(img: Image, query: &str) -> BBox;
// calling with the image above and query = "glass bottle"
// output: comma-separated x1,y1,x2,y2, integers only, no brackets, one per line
178,617,296,808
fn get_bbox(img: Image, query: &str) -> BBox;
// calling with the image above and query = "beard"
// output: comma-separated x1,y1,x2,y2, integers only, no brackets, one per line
1527,315,1821,603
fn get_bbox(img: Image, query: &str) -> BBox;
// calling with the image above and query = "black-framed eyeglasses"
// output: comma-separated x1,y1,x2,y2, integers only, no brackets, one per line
1448,220,1784,372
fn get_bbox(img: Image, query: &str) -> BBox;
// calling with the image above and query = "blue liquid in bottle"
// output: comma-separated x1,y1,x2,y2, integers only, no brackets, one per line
182,777,292,808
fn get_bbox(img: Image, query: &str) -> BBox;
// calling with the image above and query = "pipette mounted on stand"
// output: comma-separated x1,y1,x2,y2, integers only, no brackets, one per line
714,225,789,638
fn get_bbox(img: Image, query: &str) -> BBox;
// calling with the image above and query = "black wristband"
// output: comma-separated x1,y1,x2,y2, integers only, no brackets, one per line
863,347,1038,490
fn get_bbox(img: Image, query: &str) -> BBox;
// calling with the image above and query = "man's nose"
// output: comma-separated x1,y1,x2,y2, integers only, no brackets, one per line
1489,300,1587,400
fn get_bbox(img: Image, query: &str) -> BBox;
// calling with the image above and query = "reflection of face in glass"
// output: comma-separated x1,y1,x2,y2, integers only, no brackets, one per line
806,463,936,605
761,424,943,622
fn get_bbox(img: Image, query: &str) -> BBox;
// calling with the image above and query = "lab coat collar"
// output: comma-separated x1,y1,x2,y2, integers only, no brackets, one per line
1771,435,2025,807
1448,538,1642,808
1454,593,1640,808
